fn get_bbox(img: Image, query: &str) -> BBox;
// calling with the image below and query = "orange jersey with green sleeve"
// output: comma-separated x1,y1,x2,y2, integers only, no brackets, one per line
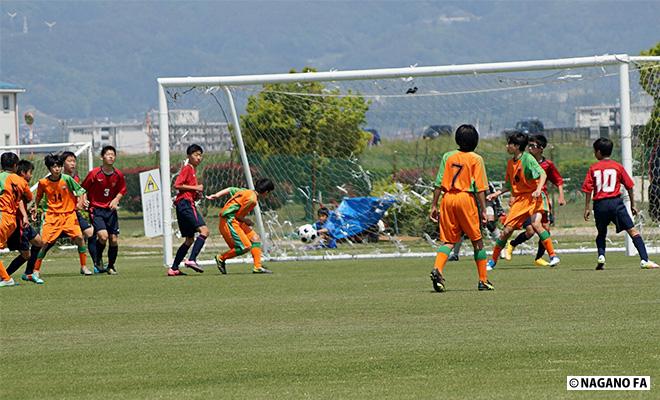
505,152,544,196
37,174,86,214
434,150,488,193
220,187,257,219
0,171,33,214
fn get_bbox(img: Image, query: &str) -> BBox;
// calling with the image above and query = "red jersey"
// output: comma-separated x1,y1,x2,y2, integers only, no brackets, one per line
174,164,199,205
538,158,563,194
582,159,634,201
82,167,127,208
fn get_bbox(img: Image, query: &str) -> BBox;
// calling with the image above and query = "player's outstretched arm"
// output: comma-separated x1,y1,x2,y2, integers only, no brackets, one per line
206,187,231,200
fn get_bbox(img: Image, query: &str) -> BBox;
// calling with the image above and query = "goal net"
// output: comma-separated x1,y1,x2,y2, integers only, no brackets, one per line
159,56,660,265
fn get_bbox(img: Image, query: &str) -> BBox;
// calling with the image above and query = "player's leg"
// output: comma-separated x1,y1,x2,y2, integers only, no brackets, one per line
508,218,534,260
22,231,44,283
244,226,271,274
530,212,559,266
490,196,530,268
216,218,252,274
448,236,463,261
72,234,92,275
105,210,120,275
185,207,209,265
430,194,461,292
614,199,659,269
91,208,109,272
78,211,98,271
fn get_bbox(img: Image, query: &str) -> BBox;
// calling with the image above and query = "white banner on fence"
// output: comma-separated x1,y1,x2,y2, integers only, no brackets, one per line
139,169,163,237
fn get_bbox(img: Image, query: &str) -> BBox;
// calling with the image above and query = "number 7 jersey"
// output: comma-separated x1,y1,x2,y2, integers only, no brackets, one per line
582,159,634,200
435,150,489,193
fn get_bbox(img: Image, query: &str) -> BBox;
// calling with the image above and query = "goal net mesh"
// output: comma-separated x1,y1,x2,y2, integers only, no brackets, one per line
164,62,660,259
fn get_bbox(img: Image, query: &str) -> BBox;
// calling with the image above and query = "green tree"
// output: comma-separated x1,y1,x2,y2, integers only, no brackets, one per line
239,67,371,159
639,42,660,147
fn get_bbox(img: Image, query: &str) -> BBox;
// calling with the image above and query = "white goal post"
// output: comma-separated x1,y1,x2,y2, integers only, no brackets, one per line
157,54,660,267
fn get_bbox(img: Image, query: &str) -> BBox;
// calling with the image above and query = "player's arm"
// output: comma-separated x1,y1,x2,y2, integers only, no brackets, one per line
18,200,29,227
206,187,232,200
429,186,443,223
582,168,594,221
35,182,44,209
583,191,592,221
109,172,127,210
476,190,487,224
547,162,566,205
532,169,547,198
486,187,508,201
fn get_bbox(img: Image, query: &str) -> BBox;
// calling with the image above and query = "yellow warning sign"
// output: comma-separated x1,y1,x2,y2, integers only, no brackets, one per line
144,174,159,193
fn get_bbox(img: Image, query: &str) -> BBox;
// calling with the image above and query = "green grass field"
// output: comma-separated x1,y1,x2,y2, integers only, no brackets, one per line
2,252,659,399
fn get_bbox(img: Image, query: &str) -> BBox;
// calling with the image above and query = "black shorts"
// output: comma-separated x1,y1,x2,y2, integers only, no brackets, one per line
77,211,92,232
8,224,39,252
594,197,634,233
175,200,205,238
90,208,120,235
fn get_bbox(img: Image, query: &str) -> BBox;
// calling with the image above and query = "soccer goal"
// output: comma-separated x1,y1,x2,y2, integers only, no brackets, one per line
157,55,660,267
0,142,94,192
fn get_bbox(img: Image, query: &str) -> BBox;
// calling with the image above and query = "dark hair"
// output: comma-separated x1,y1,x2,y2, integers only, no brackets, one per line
186,144,204,155
317,207,329,217
101,145,116,156
593,137,614,157
507,131,529,151
17,160,34,175
254,178,274,194
530,134,548,149
455,124,479,152
1,152,19,170
45,153,63,169
61,151,76,161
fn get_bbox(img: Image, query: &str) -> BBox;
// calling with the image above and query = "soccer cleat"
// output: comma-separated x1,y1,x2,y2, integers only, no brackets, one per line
534,258,550,267
93,265,107,274
184,260,204,273
596,255,606,270
640,260,660,269
106,267,118,275
252,266,273,274
215,255,227,275
548,256,560,267
486,259,496,271
430,268,446,293
504,242,514,261
80,266,93,276
0,278,16,287
447,254,459,262
478,280,495,291
167,267,186,276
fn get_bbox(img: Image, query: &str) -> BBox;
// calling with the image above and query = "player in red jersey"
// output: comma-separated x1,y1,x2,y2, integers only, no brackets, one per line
81,146,127,275
506,134,566,266
583,137,658,270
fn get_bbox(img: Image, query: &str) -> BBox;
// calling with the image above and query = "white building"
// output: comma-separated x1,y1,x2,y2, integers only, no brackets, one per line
575,98,653,138
65,110,232,154
0,81,25,146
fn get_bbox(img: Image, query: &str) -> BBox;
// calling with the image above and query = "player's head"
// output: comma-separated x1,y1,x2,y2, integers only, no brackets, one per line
1,152,19,172
186,144,204,166
101,145,116,166
17,160,34,182
528,134,547,156
45,153,63,176
593,137,613,159
317,207,329,222
507,131,529,153
455,124,479,152
254,178,274,194
61,151,77,173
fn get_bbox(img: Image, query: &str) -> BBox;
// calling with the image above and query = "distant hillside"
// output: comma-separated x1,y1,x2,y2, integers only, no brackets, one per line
0,1,658,122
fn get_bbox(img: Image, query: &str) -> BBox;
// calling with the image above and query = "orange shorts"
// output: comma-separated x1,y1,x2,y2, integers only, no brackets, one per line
0,211,18,249
219,217,259,253
41,212,82,244
439,191,482,243
504,193,548,229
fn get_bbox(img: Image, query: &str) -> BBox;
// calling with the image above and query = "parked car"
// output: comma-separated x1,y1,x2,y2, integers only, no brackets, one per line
514,119,544,134
422,125,453,139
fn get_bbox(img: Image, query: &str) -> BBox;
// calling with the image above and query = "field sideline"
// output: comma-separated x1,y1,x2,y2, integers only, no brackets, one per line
2,252,659,399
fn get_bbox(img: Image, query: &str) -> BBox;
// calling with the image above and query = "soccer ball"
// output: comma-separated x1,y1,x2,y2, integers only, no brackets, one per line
297,224,318,243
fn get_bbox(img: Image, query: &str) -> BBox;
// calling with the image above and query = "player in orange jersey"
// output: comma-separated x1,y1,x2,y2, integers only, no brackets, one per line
32,154,91,278
429,124,494,292
486,132,559,271
0,152,33,287
206,178,275,274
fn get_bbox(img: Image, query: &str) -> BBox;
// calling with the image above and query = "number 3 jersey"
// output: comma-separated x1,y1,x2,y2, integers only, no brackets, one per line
434,150,489,193
582,159,634,201
81,167,127,209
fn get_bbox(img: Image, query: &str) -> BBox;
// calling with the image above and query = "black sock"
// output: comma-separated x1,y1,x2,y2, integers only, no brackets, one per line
172,243,191,269
24,246,41,275
535,240,546,260
631,235,649,261
596,233,607,258
7,255,27,276
96,242,106,266
510,231,530,247
108,246,118,269
188,235,207,262
87,235,98,266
